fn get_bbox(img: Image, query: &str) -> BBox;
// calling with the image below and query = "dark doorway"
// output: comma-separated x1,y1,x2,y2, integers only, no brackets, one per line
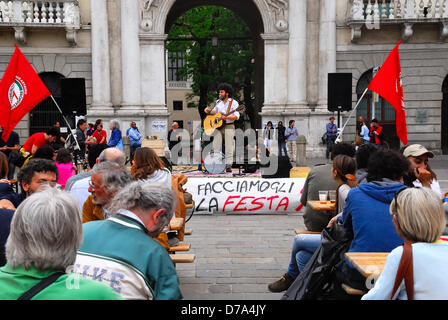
356,69,400,149
30,72,67,136
442,75,448,154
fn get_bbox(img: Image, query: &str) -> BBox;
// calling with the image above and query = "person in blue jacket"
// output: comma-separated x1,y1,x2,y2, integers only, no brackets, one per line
331,148,410,299
108,119,123,151
127,121,142,161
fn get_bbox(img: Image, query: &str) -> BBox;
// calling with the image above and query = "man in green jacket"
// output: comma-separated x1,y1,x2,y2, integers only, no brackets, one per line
75,181,182,300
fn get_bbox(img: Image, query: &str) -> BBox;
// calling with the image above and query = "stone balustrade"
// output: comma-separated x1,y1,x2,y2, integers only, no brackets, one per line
0,0,80,45
348,0,448,42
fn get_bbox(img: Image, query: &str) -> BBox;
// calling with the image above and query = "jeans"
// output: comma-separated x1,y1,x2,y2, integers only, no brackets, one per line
286,233,321,279
278,141,288,157
326,137,336,159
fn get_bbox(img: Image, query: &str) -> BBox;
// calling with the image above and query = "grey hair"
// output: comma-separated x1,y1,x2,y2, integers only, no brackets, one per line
97,147,126,167
5,187,82,270
92,161,131,193
110,119,120,130
109,181,176,234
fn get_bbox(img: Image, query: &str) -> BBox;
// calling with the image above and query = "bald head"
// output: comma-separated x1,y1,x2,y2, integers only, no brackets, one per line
97,147,126,167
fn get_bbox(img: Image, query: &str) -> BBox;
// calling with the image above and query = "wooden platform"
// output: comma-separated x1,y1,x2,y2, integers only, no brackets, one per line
289,167,311,178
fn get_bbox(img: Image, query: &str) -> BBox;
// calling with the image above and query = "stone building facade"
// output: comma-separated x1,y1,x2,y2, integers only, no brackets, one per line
0,0,447,156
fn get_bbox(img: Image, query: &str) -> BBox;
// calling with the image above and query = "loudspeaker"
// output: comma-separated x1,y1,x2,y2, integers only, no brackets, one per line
261,155,292,178
328,73,352,112
61,78,86,115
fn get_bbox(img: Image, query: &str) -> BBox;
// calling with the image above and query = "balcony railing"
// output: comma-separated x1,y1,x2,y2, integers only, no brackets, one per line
0,0,80,45
348,0,448,42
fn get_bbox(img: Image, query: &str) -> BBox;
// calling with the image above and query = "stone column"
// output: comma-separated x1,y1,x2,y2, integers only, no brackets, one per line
317,0,336,108
261,33,289,115
120,0,141,112
286,0,307,110
90,0,112,113
140,34,170,140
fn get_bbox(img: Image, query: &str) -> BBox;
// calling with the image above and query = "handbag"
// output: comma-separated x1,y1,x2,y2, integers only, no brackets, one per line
321,132,327,145
12,148,32,168
390,242,414,300
281,222,353,300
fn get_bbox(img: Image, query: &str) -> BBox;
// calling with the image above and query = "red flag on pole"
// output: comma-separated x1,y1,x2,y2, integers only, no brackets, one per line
367,40,407,145
0,45,51,142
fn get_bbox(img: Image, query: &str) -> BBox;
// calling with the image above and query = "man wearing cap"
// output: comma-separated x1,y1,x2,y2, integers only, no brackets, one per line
402,144,442,198
369,119,384,145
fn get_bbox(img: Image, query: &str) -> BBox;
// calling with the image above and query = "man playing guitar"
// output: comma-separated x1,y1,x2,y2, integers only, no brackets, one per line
204,83,240,172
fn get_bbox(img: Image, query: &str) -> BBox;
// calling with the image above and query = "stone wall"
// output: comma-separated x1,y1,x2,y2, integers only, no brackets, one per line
336,44,448,152
0,51,92,144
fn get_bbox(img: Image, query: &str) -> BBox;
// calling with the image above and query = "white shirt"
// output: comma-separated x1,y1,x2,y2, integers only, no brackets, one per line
413,179,442,199
362,242,448,300
70,176,91,215
212,98,240,124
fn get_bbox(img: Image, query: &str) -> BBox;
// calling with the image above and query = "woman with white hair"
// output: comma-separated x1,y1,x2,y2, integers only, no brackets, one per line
75,181,182,300
363,187,448,300
0,187,121,300
107,119,123,151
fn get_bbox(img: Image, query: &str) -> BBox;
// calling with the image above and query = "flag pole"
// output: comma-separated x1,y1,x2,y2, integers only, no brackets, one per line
335,87,369,143
49,95,80,151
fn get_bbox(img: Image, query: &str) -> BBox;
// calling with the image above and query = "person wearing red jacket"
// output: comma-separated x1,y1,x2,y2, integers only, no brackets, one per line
369,119,384,145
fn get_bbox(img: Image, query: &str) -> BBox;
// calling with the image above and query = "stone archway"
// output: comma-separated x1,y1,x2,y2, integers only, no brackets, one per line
135,0,299,136
163,0,267,128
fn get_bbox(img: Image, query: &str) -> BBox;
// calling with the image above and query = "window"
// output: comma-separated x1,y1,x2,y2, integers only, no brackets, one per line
168,51,186,81
356,69,395,122
173,100,183,111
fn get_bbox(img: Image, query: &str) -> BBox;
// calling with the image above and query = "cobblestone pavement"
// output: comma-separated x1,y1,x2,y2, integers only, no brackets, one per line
176,212,304,300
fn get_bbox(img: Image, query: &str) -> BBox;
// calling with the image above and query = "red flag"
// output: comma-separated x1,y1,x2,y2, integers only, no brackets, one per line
367,40,407,145
0,45,51,142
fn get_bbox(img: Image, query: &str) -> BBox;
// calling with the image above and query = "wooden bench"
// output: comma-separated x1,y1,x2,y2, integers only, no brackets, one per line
169,217,184,231
170,253,195,264
184,229,193,236
168,243,191,252
295,229,320,235
8,179,18,193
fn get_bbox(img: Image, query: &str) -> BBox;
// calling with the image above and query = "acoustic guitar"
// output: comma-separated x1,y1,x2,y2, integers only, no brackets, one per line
203,105,245,136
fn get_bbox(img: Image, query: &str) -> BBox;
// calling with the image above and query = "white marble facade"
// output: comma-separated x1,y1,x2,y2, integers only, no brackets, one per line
3,0,445,156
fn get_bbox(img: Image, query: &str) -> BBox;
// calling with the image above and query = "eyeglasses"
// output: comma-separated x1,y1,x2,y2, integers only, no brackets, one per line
88,180,103,191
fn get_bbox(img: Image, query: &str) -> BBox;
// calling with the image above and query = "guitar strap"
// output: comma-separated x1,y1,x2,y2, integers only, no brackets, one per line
226,98,233,115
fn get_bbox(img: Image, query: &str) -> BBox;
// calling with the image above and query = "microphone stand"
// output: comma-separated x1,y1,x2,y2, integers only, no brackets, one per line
335,87,369,144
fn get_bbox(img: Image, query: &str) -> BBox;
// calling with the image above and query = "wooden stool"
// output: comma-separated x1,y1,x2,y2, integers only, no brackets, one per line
170,254,195,264
169,243,191,252
342,284,366,296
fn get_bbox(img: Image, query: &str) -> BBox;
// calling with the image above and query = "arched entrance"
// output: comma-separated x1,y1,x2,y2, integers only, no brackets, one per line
164,0,265,129
356,69,400,149
442,75,448,154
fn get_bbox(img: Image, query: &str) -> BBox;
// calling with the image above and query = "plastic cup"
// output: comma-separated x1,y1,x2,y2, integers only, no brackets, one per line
329,190,337,203
318,190,328,202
